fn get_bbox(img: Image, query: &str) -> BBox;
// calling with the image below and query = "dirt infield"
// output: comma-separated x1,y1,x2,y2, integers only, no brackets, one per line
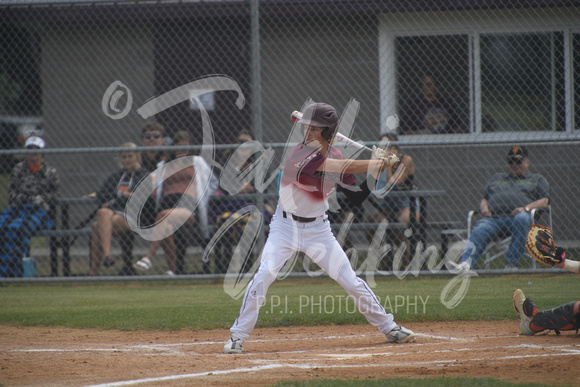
2,321,579,386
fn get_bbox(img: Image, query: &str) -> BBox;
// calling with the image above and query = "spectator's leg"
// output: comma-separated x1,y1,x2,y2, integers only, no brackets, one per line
167,209,195,274
5,228,22,278
369,208,391,271
202,237,211,274
1,228,19,277
0,237,10,278
461,217,504,268
90,208,116,275
11,209,38,277
174,228,187,275
396,206,412,267
161,235,177,273
104,213,134,275
89,220,102,275
506,212,532,267
139,208,193,273
142,210,170,260
214,234,228,274
3,207,44,277
49,234,59,277
239,229,258,275
98,210,115,259
416,197,426,246
364,216,392,272
408,197,425,263
376,227,396,271
0,208,17,277
118,231,135,275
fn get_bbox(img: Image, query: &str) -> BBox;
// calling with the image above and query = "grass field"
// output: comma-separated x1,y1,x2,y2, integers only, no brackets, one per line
1,274,576,330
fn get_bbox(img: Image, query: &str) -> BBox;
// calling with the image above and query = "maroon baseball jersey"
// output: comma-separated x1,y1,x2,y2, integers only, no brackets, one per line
278,143,355,217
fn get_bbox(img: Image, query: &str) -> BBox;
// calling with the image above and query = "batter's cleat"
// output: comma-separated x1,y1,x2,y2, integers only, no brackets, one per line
386,325,415,343
223,336,245,354
512,289,535,335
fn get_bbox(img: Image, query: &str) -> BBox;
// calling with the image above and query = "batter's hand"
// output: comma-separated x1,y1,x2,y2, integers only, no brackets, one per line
390,155,402,170
372,145,388,160
381,154,400,168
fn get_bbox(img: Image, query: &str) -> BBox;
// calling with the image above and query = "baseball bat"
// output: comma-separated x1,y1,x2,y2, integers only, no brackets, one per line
291,110,372,153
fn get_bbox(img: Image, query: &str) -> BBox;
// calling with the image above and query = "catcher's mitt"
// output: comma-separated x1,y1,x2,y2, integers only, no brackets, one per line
526,224,565,267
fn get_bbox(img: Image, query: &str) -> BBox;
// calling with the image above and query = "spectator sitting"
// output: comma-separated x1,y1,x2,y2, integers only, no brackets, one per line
140,122,165,173
220,129,265,193
213,167,274,274
459,146,550,270
110,122,163,275
89,143,150,276
140,123,166,227
400,74,462,135
373,132,418,266
219,129,255,171
134,131,217,275
236,129,254,145
0,136,60,277
212,129,274,273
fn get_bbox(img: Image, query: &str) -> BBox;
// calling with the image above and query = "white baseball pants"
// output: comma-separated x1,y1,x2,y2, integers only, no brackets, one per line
230,206,397,341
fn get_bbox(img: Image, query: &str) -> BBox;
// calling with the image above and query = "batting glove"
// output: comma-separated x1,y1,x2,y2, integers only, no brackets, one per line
381,154,400,168
372,145,388,160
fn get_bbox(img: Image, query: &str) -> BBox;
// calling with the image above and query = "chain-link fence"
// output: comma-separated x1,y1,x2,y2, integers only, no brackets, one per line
1,1,579,279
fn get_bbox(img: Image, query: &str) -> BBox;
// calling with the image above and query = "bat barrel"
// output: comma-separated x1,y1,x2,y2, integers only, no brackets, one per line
291,110,303,123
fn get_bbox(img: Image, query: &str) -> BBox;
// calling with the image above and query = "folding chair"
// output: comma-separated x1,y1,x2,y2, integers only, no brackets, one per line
467,204,552,269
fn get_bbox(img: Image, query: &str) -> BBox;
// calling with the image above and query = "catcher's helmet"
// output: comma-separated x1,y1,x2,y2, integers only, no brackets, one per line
298,103,339,142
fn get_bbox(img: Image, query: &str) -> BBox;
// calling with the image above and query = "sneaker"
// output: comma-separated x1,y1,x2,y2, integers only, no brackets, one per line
223,336,245,354
103,256,116,268
165,270,176,276
386,325,415,343
505,263,518,271
134,257,152,271
445,260,471,272
512,289,534,335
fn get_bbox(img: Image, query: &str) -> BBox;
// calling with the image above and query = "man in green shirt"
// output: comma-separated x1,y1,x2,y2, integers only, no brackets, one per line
460,146,550,269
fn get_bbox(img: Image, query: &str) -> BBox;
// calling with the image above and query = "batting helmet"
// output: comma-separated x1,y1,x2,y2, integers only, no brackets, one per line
298,103,339,142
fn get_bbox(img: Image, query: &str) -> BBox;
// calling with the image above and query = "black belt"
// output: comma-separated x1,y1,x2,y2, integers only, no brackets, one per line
282,211,316,223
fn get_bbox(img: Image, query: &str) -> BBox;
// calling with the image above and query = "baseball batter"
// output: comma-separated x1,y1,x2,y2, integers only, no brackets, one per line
224,103,416,354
